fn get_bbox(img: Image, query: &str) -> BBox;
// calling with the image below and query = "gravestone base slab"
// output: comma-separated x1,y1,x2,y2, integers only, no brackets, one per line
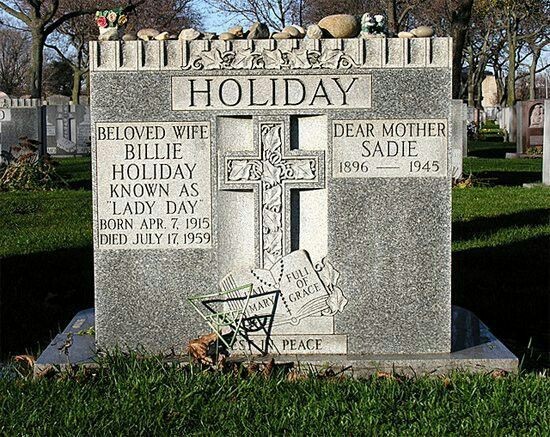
34,308,96,375
34,306,517,376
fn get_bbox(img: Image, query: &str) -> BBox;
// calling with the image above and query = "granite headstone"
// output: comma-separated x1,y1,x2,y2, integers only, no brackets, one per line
0,98,42,155
517,99,545,154
46,104,91,156
90,38,454,358
451,99,467,180
543,100,549,186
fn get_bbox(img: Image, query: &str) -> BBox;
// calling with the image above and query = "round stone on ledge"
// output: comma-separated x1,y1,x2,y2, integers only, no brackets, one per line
228,26,244,37
411,26,434,37
306,24,323,39
272,31,292,39
292,25,306,37
137,28,160,41
155,32,170,40
248,22,270,39
178,28,201,41
282,26,301,38
318,14,360,38
122,33,137,41
219,32,237,41
398,31,416,38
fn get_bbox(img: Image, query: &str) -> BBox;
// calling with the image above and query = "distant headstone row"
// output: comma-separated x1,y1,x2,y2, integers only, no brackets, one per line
0,97,91,157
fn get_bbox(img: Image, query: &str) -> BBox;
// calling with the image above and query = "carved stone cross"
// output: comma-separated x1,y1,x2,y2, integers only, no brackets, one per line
220,117,325,269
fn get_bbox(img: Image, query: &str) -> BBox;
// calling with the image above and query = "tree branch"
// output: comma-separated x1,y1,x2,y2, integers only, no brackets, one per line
515,63,549,81
0,1,30,24
44,42,75,67
44,0,146,36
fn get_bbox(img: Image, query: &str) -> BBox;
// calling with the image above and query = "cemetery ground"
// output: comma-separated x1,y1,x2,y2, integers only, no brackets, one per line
0,141,549,432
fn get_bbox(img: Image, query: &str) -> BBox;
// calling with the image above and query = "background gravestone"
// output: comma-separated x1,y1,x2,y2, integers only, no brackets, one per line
543,100,549,185
45,104,91,156
46,94,71,105
516,100,545,154
0,98,42,155
451,99,467,179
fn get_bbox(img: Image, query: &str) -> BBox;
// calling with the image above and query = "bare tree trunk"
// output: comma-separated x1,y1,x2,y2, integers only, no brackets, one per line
506,20,517,107
528,47,541,100
476,80,483,109
494,68,504,104
467,47,475,106
71,68,82,104
386,0,398,34
450,0,474,99
30,27,45,99
467,74,475,107
278,0,286,29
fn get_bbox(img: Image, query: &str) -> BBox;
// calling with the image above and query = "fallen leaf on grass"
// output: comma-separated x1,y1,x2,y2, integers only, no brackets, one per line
14,354,35,367
186,332,219,365
286,369,308,382
34,364,56,379
263,358,275,378
490,369,508,379
216,354,228,371
246,362,260,376
376,371,402,382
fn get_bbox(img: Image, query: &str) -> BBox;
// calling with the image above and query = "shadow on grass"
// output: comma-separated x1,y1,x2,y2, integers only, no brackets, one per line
468,141,516,159
65,179,92,191
0,246,94,359
470,171,542,186
453,209,550,242
468,147,516,159
1,234,548,371
54,158,92,191
452,236,550,371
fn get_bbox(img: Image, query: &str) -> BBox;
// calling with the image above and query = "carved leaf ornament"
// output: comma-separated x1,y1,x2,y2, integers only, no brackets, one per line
261,124,284,265
186,47,358,70
201,49,225,69
316,257,348,314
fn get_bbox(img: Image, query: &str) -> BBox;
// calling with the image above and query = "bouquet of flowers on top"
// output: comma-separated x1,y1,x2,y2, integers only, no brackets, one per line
95,8,127,29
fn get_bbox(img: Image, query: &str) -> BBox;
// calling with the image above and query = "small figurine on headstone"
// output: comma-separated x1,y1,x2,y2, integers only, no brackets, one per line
360,13,387,38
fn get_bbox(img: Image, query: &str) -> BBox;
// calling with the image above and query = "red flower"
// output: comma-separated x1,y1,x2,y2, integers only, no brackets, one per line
96,16,108,28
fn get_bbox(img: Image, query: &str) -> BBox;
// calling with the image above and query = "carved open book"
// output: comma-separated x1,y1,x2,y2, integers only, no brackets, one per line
219,250,347,328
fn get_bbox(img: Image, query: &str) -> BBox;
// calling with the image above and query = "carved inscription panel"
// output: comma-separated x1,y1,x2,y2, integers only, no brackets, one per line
172,75,371,111
95,121,212,249
332,119,448,178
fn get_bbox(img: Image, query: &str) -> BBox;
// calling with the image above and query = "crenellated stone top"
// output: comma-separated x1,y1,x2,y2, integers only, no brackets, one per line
0,98,41,108
90,37,452,72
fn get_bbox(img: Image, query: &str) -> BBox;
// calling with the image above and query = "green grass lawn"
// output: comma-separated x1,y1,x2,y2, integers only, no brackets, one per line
0,148,549,433
54,156,93,190
0,190,92,257
1,356,549,435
